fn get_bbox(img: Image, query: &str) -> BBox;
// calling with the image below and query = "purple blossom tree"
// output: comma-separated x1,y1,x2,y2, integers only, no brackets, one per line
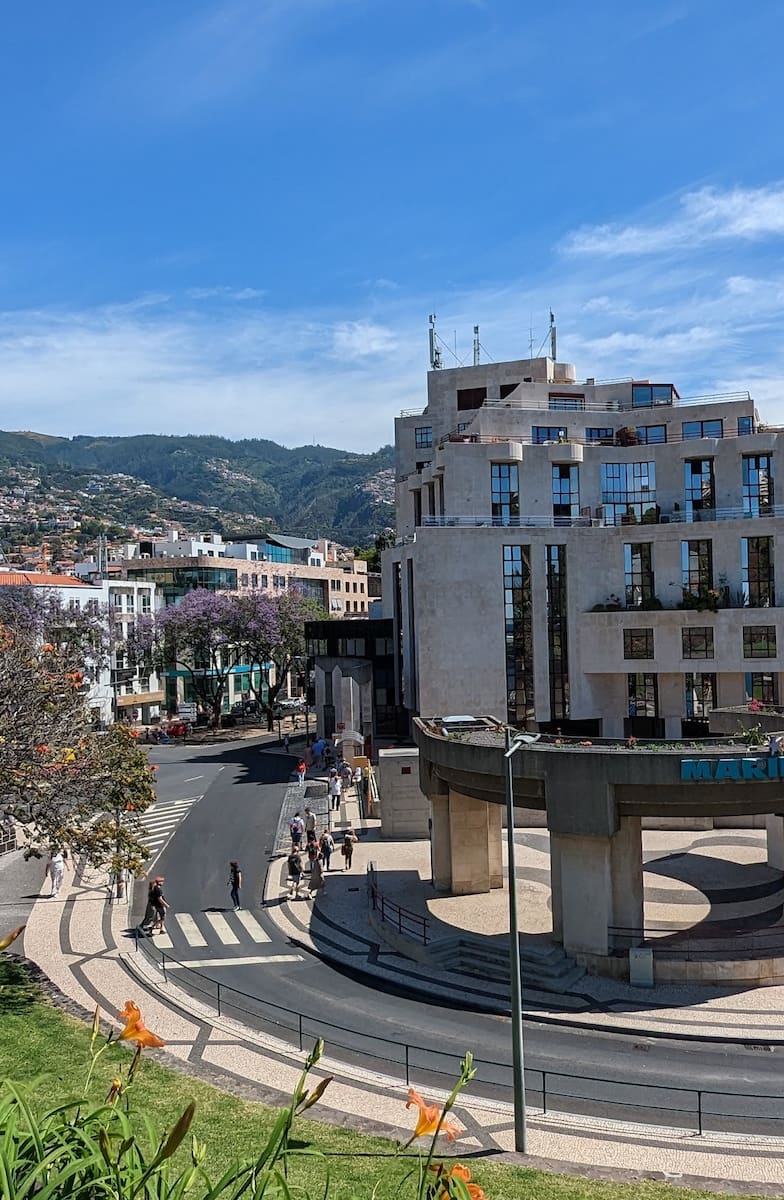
239,587,325,729
156,590,248,728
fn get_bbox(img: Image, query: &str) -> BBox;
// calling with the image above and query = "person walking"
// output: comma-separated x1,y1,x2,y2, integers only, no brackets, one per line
140,880,157,934
308,854,325,899
228,860,242,910
150,876,169,934
319,829,334,871
45,849,66,898
304,806,316,838
328,772,342,812
287,848,303,898
289,811,305,850
295,759,307,786
340,829,357,870
283,732,290,753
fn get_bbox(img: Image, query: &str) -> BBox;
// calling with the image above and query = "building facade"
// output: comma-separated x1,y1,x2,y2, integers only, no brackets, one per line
384,354,783,738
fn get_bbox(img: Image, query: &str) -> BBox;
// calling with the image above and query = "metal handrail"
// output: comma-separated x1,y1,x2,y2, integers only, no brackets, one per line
419,506,784,529
132,931,784,1136
437,425,764,449
610,923,784,960
366,862,429,944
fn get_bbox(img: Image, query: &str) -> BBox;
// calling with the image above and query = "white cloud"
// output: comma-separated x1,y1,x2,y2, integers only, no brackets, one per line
331,320,399,360
562,184,784,257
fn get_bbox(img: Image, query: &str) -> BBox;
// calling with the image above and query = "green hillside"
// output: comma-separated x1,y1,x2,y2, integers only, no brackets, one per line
0,430,395,545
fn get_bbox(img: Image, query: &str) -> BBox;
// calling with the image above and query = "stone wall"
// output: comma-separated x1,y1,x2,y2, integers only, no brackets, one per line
377,748,430,838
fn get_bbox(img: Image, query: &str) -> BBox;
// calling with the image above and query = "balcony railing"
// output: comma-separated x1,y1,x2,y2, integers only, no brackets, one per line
437,423,765,450
420,507,784,530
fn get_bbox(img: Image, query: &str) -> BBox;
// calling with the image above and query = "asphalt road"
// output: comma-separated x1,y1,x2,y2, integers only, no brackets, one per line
133,740,784,1135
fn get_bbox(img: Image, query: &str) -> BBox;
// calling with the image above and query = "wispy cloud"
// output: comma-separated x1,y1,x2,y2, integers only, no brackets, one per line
562,184,784,257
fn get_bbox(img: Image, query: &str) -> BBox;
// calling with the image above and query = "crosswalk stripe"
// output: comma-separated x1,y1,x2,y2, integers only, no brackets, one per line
154,930,173,949
171,913,208,946
233,910,271,943
204,912,240,944
167,955,302,968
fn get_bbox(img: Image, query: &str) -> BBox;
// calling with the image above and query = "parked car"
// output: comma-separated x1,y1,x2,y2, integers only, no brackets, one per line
231,699,261,717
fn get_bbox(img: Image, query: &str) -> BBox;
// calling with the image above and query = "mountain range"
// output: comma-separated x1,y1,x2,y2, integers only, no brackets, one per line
0,430,396,546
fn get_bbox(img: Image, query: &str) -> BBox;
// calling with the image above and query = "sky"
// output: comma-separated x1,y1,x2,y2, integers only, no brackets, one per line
1,0,783,451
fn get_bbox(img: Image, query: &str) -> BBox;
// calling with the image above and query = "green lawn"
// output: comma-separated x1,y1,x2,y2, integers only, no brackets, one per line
0,956,754,1200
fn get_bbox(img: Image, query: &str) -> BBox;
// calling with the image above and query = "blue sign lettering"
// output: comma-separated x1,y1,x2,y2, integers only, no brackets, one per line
680,757,781,782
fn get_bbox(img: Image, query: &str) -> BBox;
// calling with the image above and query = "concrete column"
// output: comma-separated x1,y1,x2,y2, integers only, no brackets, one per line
550,835,563,943
488,803,503,889
766,814,784,871
430,795,451,891
550,832,613,955
610,816,644,935
448,789,493,894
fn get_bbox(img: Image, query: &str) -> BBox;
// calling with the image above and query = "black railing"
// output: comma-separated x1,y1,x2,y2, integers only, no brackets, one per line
132,932,784,1136
610,923,784,960
367,862,429,944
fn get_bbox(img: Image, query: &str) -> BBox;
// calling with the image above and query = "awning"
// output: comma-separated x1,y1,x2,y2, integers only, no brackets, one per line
116,691,164,708
335,729,363,743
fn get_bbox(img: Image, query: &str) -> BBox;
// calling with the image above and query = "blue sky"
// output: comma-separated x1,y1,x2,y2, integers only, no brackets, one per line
1,0,783,450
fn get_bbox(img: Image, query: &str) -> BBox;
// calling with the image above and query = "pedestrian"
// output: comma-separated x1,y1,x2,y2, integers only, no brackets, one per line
304,806,316,837
319,829,334,870
769,734,781,757
45,849,66,898
328,773,342,812
283,732,290,753
341,829,357,870
353,764,362,787
307,843,319,874
289,811,305,850
140,880,157,933
228,860,242,910
308,855,325,898
340,761,352,792
295,759,307,786
287,848,303,898
150,876,169,933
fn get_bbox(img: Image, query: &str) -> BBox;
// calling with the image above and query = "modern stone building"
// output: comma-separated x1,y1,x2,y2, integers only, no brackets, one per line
384,354,783,737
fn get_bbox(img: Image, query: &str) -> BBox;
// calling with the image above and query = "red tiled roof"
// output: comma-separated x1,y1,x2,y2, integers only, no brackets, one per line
0,572,97,588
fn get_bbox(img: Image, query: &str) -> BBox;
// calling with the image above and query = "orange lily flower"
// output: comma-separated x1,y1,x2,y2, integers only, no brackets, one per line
117,1000,165,1048
0,925,25,951
406,1087,461,1142
431,1163,488,1199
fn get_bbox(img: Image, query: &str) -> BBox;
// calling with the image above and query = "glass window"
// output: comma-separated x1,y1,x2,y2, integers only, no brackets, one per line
743,625,777,658
337,638,366,656
251,573,258,588
601,462,657,525
552,464,579,521
586,427,614,444
549,393,584,411
491,463,520,525
683,419,723,440
261,574,268,588
746,672,779,705
533,426,567,444
743,454,774,516
374,637,394,656
738,415,755,436
241,573,249,587
681,540,713,598
623,628,654,659
636,425,667,445
682,626,714,658
456,422,469,433
415,426,433,449
546,545,569,720
628,672,658,716
742,537,775,607
684,459,715,517
624,543,654,608
633,384,674,408
685,672,716,718
457,386,486,410
503,545,534,726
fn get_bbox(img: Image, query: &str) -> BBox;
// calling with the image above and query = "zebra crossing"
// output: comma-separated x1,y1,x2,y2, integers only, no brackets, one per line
140,795,203,863
148,908,303,966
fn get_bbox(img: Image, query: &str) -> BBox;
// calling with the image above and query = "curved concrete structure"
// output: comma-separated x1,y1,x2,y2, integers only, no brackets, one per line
413,717,784,976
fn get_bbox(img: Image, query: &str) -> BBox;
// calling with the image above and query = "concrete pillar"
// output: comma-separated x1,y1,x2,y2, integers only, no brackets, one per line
448,789,494,895
488,804,503,889
430,795,451,891
766,814,784,870
550,832,613,955
610,816,644,935
550,817,643,957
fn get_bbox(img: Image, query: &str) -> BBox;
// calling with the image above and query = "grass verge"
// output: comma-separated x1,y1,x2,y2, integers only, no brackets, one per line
0,956,758,1200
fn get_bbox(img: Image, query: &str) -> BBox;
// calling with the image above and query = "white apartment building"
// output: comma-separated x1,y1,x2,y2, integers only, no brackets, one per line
384,354,783,738
0,571,162,725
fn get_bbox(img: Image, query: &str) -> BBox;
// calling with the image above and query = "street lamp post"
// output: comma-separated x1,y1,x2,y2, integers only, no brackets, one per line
504,726,528,1153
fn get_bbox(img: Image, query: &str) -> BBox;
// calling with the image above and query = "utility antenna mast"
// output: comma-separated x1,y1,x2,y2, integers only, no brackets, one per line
473,324,480,366
428,314,442,369
549,310,557,361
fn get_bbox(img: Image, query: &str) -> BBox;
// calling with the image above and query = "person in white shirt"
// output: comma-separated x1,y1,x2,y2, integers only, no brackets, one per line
328,774,342,812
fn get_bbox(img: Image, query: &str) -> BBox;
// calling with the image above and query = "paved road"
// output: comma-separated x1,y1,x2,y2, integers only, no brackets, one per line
135,742,784,1135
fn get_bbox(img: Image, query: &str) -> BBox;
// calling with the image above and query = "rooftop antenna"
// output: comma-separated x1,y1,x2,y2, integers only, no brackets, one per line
549,310,557,361
428,314,442,369
528,316,534,361
473,324,480,366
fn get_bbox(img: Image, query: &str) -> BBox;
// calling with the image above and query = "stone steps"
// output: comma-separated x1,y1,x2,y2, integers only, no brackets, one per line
427,934,586,993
